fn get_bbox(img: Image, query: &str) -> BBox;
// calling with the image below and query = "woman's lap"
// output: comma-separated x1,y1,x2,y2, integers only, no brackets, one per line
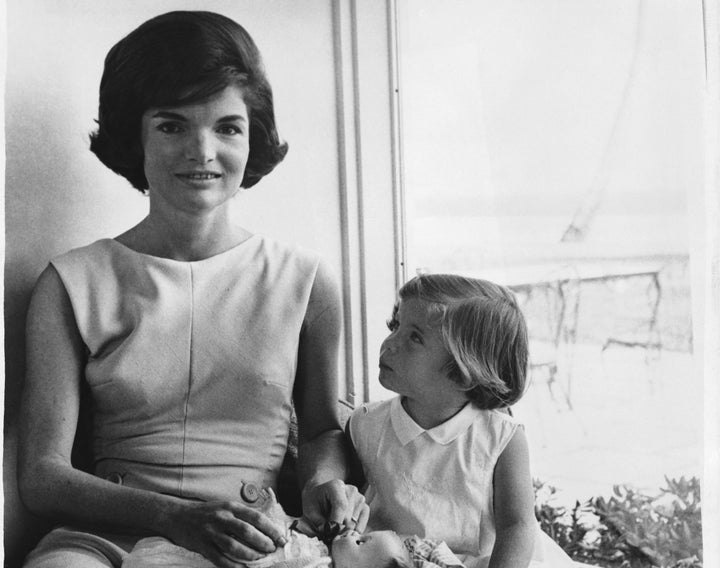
22,527,133,568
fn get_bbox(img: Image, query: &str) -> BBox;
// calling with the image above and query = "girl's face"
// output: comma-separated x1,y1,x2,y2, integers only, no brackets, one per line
331,530,406,568
379,298,462,406
141,85,250,215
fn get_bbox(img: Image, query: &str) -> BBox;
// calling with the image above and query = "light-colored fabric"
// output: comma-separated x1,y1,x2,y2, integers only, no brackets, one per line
22,526,136,568
349,397,576,566
121,538,210,568
27,236,319,566
403,535,465,568
122,488,332,568
121,535,332,568
349,397,517,556
121,488,331,568
51,236,319,501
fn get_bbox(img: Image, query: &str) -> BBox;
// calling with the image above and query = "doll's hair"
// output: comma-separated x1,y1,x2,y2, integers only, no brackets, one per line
398,273,529,409
89,10,287,192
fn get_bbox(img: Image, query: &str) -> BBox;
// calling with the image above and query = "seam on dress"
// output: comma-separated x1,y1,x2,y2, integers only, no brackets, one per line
180,263,195,496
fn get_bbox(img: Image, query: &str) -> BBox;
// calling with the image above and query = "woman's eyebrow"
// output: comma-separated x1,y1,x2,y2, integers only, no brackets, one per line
217,114,247,122
149,112,247,123
151,111,186,121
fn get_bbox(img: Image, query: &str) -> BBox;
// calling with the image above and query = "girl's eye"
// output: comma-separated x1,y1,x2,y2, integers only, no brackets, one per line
156,122,183,134
410,331,424,345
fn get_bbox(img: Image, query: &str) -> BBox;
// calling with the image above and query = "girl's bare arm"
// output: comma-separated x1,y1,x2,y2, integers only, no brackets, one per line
488,427,537,568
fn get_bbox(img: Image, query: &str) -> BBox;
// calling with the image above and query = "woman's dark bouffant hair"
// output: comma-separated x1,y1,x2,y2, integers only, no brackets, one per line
89,11,288,192
397,273,529,410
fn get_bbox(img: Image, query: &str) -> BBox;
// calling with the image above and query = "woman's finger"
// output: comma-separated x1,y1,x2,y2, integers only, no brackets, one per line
211,512,280,555
353,502,370,533
214,532,267,563
227,504,287,548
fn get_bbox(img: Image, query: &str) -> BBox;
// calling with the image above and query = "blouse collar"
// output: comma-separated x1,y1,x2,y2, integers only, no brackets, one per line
390,396,479,446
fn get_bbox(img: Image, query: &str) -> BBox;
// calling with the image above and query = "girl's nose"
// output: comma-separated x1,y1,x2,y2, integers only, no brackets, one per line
380,334,397,354
185,131,215,164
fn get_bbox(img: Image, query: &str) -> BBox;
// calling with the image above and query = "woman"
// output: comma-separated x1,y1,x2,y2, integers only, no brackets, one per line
17,11,365,568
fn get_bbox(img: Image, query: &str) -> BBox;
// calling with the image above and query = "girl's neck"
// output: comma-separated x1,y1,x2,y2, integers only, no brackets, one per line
401,396,469,430
118,208,252,261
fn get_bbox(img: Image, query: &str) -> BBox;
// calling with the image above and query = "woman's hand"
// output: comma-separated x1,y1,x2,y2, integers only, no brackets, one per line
302,479,369,535
164,499,288,568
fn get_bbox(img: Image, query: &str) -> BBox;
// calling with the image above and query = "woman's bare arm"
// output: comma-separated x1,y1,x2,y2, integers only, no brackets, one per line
18,265,285,567
488,427,537,568
294,261,368,531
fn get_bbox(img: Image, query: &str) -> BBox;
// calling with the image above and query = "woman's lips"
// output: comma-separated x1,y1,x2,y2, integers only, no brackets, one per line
176,172,221,180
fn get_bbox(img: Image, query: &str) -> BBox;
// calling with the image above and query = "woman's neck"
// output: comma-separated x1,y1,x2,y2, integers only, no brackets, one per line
401,396,469,430
117,208,252,261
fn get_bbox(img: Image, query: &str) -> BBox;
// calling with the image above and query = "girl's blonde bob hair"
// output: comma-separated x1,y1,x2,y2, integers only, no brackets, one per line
398,273,529,409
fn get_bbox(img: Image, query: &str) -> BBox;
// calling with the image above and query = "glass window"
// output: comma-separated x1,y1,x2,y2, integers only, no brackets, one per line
389,0,704,504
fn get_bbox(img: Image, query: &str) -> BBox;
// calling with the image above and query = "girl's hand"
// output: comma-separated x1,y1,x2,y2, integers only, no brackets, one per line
165,499,287,568
302,479,369,535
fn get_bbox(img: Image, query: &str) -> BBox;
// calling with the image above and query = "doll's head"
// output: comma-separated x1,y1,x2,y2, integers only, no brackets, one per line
331,530,411,568
388,273,529,409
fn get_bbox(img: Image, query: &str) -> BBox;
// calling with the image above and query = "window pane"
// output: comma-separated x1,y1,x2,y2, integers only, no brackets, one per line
393,0,703,505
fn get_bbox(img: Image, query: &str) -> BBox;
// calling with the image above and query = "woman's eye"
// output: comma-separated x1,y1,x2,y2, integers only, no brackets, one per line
217,124,243,136
410,332,423,344
156,122,182,134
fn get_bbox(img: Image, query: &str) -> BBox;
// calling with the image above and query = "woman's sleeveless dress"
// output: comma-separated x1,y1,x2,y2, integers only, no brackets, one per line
51,235,320,501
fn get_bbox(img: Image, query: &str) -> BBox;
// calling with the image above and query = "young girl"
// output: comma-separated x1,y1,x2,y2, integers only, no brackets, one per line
347,274,575,568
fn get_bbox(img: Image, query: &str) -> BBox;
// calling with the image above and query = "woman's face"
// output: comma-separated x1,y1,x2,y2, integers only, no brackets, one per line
141,85,250,215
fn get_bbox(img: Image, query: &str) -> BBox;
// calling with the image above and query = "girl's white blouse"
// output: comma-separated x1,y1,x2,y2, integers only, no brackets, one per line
349,397,576,567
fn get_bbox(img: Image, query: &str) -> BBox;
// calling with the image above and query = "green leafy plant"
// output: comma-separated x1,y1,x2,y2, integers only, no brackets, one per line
534,477,702,567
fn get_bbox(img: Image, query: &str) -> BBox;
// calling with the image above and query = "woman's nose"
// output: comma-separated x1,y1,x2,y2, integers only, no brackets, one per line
185,130,215,164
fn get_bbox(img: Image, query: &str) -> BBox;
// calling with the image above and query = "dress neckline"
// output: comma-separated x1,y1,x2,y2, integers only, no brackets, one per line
104,234,260,263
